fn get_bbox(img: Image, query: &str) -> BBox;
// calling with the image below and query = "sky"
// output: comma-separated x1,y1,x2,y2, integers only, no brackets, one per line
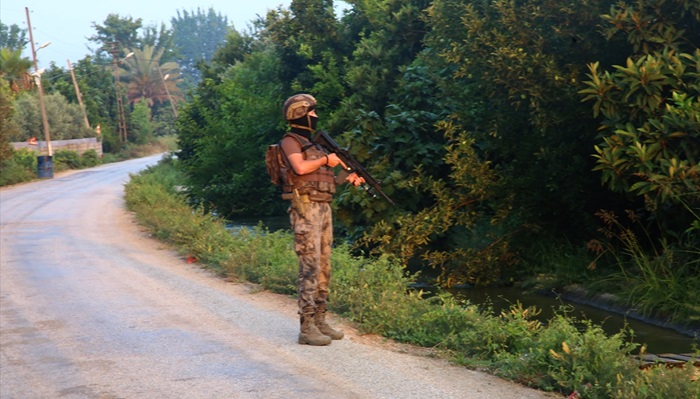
1,1,349,70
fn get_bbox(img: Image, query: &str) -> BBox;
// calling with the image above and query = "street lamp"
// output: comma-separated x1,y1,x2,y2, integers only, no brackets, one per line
25,7,53,178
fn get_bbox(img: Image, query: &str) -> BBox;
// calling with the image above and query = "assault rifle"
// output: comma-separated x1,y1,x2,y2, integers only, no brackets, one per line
312,130,395,206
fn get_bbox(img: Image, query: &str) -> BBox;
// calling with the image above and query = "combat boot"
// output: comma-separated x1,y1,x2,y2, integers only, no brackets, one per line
298,313,332,346
315,308,344,340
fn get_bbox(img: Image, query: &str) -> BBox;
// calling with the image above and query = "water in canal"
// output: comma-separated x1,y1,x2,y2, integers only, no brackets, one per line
449,286,698,354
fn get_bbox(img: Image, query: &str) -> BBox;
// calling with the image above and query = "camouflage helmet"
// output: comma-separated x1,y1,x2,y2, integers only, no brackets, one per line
282,94,316,121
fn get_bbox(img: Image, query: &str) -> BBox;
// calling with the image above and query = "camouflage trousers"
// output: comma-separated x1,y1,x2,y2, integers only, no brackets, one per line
289,201,333,315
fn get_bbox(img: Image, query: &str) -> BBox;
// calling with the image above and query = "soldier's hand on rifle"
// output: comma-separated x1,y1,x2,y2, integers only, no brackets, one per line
325,154,363,186
346,173,365,187
325,153,345,169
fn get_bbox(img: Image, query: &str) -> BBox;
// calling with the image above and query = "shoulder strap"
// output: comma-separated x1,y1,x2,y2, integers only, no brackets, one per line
283,132,315,151
278,133,306,171
279,132,317,163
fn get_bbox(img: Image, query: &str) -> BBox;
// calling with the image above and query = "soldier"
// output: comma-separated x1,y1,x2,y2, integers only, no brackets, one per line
278,94,364,346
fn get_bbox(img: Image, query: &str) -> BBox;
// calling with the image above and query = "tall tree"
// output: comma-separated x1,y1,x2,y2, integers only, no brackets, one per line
417,0,619,237
141,23,177,62
0,22,28,51
328,0,434,227
178,45,285,216
171,8,230,85
261,0,343,93
351,0,623,285
88,14,143,58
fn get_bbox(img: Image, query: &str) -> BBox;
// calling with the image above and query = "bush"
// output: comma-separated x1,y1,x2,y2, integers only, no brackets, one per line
491,313,639,396
53,150,81,171
612,363,699,399
0,149,37,186
81,149,100,167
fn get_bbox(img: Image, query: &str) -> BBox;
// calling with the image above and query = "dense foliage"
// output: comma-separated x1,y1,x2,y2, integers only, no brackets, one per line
171,0,700,327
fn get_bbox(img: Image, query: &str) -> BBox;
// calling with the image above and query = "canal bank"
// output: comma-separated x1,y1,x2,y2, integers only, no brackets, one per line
448,285,698,355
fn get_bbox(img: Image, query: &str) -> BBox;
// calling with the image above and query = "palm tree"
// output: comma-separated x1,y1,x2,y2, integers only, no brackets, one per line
119,45,183,113
0,48,32,93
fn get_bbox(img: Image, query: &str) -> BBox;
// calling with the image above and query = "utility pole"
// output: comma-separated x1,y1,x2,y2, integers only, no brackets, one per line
158,67,178,118
107,42,128,144
67,59,90,129
25,7,52,157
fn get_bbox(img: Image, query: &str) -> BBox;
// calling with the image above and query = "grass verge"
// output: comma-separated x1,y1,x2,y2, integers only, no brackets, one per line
124,156,699,399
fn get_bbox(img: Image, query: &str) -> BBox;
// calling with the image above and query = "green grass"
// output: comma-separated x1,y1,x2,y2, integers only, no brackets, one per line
594,210,700,327
124,157,700,399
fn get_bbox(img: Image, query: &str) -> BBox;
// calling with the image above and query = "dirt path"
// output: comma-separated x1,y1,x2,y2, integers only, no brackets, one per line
0,155,560,399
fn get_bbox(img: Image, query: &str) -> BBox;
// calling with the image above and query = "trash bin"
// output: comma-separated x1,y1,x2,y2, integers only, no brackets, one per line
37,155,54,179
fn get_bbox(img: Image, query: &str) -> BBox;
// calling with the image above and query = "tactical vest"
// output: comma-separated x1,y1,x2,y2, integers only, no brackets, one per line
280,133,336,202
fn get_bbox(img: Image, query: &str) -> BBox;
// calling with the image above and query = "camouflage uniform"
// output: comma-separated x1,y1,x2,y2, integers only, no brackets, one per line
280,132,336,317
289,200,333,315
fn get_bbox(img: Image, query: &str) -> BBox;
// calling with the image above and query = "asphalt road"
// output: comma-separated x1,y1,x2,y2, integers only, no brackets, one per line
0,155,559,399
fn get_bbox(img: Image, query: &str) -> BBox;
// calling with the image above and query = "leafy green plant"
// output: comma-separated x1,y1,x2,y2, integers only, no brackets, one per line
611,363,700,399
53,150,82,170
361,124,509,287
543,318,639,398
80,149,100,167
221,226,298,294
581,1,700,251
0,148,36,185
491,312,639,396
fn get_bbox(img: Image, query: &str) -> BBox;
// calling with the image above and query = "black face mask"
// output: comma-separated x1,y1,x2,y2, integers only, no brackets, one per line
289,114,318,138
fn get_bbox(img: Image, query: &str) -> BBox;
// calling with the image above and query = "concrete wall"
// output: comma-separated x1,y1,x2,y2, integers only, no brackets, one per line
12,138,103,157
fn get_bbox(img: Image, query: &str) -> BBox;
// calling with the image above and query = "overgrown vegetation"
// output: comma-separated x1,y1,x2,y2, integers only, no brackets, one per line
125,159,700,399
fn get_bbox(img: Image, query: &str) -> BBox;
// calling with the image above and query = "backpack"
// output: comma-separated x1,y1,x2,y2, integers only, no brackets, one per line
265,142,287,186
266,133,304,186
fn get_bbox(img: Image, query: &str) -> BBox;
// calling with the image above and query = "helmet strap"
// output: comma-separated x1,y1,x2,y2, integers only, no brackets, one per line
289,114,317,133
289,123,314,132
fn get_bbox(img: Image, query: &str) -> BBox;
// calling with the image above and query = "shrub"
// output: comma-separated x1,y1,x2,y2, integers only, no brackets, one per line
81,149,100,167
0,149,37,186
53,150,81,171
612,363,700,399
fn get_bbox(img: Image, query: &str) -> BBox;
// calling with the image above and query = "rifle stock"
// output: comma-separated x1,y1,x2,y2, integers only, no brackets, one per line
312,130,395,206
